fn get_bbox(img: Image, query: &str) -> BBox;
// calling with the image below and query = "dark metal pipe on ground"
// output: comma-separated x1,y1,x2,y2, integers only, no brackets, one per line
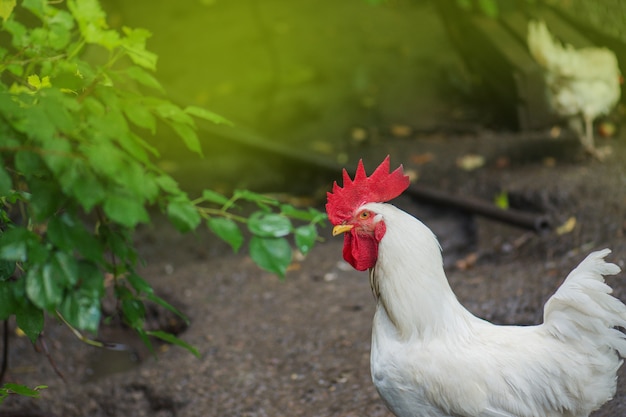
196,121,552,233
406,184,551,233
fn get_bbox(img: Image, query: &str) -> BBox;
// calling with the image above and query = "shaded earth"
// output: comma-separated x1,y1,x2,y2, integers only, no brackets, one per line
2,130,626,417
3,0,626,416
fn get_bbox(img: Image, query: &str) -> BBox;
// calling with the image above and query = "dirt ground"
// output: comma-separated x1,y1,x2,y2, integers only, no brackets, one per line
3,0,626,416
2,130,626,417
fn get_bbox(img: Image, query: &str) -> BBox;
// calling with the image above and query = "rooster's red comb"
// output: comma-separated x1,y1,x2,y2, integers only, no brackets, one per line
326,156,410,225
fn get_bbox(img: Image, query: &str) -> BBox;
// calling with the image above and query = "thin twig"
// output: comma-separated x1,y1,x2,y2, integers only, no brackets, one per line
36,334,66,384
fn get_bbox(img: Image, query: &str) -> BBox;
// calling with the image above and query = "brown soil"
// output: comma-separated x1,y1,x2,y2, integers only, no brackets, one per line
2,131,626,417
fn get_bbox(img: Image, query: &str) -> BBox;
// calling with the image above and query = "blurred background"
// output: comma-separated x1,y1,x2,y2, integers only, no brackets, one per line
99,0,626,195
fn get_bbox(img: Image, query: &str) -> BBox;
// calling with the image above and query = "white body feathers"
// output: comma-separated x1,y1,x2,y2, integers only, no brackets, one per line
365,202,626,417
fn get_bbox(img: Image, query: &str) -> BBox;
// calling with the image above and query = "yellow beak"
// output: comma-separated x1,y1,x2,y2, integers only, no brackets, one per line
332,224,354,236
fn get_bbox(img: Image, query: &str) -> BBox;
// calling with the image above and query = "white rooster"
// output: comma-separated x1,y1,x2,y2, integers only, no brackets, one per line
527,20,622,159
327,156,626,417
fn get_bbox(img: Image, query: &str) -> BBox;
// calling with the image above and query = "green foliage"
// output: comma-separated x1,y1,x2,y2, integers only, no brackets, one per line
0,0,326,390
455,0,499,17
0,383,47,404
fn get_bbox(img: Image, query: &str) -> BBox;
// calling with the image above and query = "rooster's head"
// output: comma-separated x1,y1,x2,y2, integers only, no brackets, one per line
326,156,409,271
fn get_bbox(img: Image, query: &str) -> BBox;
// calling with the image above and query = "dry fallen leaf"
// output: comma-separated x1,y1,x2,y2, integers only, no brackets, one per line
404,168,419,183
598,122,616,138
390,124,412,138
556,216,576,235
350,126,368,143
495,156,510,169
455,252,479,270
549,126,561,138
411,152,435,165
456,154,485,171
543,157,556,167
287,262,302,272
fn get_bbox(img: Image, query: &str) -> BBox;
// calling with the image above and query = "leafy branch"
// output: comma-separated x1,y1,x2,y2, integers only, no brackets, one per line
0,0,326,399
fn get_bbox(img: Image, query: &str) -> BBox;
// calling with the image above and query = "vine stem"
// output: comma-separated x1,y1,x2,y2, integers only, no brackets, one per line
54,311,132,352
55,311,104,349
196,207,248,223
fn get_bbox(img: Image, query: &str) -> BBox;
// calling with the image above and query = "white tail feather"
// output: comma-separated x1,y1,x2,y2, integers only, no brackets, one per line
544,249,626,356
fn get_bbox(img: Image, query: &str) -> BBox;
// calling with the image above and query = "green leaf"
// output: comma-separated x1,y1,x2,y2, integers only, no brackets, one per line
127,272,153,295
72,170,105,211
87,95,128,139
494,191,509,210
0,164,12,195
15,299,44,344
123,100,156,133
117,163,159,203
146,330,199,358
121,27,157,70
47,214,104,263
121,298,145,329
167,197,201,233
0,232,27,261
249,236,291,277
28,177,64,222
2,383,45,398
47,10,74,50
26,263,64,311
247,211,291,238
59,160,105,212
0,260,15,281
103,194,150,228
136,328,155,355
201,189,230,205
3,19,27,49
15,150,45,179
59,264,102,334
62,261,105,333
184,106,233,126
170,121,202,156
0,227,36,262
233,189,278,206
50,251,78,287
76,260,104,296
126,66,164,93
40,135,72,176
155,175,180,194
114,132,150,164
0,281,17,320
100,226,136,263
59,293,100,333
67,0,121,49
280,204,327,223
123,131,160,160
153,101,194,125
206,217,243,252
294,224,317,255
0,0,16,22
146,293,189,325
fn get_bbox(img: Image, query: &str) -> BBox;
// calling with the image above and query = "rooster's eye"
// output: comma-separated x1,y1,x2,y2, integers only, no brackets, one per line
359,211,371,220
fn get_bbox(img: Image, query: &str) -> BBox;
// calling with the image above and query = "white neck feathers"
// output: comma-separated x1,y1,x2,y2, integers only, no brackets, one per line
364,203,476,339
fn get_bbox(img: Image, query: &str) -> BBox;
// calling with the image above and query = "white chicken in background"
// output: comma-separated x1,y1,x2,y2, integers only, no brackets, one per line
527,20,622,159
327,156,626,417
